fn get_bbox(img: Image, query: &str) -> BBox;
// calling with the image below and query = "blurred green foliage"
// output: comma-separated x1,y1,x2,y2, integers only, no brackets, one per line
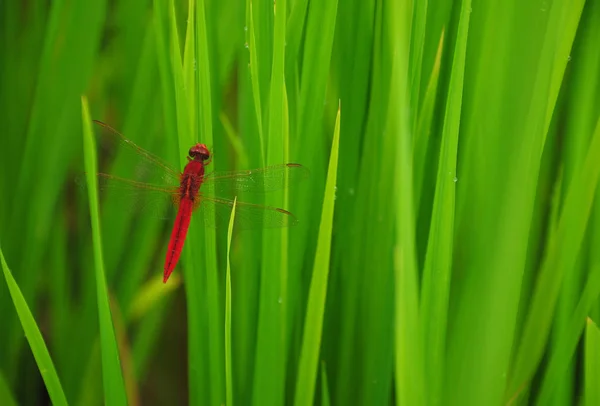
1,0,600,405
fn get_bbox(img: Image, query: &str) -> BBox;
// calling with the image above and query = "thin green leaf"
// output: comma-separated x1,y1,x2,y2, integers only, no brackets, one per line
0,369,17,406
321,362,331,406
253,0,288,404
420,1,471,404
413,30,444,208
247,1,265,162
388,0,424,404
538,264,600,403
510,115,600,396
195,1,224,405
225,198,237,406
585,317,600,406
81,95,128,406
0,248,68,406
294,104,340,406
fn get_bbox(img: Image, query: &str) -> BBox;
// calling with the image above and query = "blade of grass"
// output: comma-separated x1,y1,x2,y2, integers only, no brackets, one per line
388,0,424,404
413,30,444,210
420,1,471,404
225,198,237,406
293,104,340,406
195,0,224,404
509,115,600,397
253,1,288,405
321,362,331,406
81,95,128,406
0,369,17,406
219,112,249,168
0,247,68,406
537,264,600,403
247,1,265,162
165,2,211,405
409,0,428,129
585,317,600,406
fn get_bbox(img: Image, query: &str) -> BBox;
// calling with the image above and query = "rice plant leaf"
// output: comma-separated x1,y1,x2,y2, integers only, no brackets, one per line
81,95,128,406
0,247,68,406
585,317,600,406
225,198,237,406
293,104,340,406
321,362,331,406
194,1,224,405
420,1,471,404
387,0,425,403
537,264,600,403
509,115,600,397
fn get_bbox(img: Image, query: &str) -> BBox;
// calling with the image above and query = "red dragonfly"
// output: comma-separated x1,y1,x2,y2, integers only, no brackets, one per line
88,121,308,283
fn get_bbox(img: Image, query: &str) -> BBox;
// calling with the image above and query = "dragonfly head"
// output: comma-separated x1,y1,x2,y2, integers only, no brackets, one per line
189,143,211,164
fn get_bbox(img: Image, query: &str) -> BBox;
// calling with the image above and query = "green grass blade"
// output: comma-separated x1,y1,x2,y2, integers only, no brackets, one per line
509,115,600,397
0,369,17,406
253,0,288,404
285,0,308,71
195,1,224,404
537,264,600,403
585,317,600,406
225,198,237,406
81,96,128,406
388,0,424,404
293,104,340,406
168,0,190,151
420,1,471,404
321,362,331,406
247,1,265,161
183,0,197,139
0,247,68,406
413,30,444,209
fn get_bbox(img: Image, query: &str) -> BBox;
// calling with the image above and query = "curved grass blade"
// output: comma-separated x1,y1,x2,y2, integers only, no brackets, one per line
537,264,600,403
509,115,600,398
0,369,17,406
293,104,340,406
81,96,128,406
420,1,471,404
388,0,424,404
253,0,289,404
225,198,237,406
321,361,331,406
585,317,600,406
0,247,68,406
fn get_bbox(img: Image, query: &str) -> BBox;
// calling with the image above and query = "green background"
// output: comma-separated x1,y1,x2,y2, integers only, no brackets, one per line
1,0,600,405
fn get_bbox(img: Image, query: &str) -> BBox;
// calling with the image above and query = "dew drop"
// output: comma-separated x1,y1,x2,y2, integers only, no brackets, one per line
453,177,458,183
278,297,283,304
244,42,249,49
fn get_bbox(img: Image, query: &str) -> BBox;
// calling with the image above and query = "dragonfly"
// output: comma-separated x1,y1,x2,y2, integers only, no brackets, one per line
86,121,308,283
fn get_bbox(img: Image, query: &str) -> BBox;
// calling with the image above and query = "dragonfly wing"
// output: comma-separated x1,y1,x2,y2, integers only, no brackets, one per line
196,195,298,230
93,120,181,187
77,173,179,220
201,163,309,196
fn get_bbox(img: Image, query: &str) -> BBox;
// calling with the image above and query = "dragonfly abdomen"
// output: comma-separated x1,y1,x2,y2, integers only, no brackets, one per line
163,198,194,283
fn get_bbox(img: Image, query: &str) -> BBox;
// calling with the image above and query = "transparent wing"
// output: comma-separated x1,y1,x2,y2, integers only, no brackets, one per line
196,195,298,230
201,163,309,196
93,120,181,187
76,173,179,220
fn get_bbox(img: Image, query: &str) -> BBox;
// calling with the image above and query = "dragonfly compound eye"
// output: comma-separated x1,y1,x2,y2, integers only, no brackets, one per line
189,143,211,162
